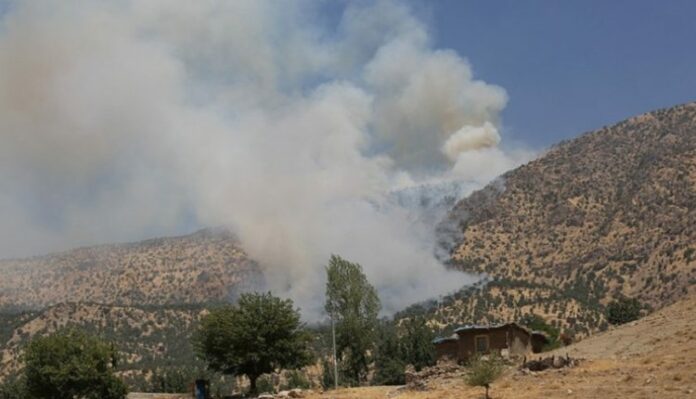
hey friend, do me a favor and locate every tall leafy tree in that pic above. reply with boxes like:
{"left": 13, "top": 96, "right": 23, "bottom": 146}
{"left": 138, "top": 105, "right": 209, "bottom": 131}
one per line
{"left": 23, "top": 329, "right": 127, "bottom": 399}
{"left": 194, "top": 292, "right": 312, "bottom": 394}
{"left": 324, "top": 255, "right": 381, "bottom": 385}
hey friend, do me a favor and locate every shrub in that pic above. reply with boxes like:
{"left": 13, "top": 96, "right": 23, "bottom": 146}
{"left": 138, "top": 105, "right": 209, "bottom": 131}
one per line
{"left": 605, "top": 297, "right": 641, "bottom": 325}
{"left": 520, "top": 313, "right": 560, "bottom": 351}
{"left": 256, "top": 375, "right": 275, "bottom": 394}
{"left": 0, "top": 377, "right": 27, "bottom": 399}
{"left": 466, "top": 355, "right": 504, "bottom": 399}
{"left": 282, "top": 370, "right": 311, "bottom": 390}
{"left": 321, "top": 358, "right": 336, "bottom": 390}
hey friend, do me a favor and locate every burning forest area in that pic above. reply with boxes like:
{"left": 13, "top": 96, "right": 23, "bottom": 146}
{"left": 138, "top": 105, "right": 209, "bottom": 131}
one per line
{"left": 1, "top": 1, "right": 696, "bottom": 398}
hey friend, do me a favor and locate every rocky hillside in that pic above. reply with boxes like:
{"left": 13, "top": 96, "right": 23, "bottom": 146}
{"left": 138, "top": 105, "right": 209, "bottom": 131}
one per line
{"left": 0, "top": 302, "right": 212, "bottom": 390}
{"left": 425, "top": 102, "right": 696, "bottom": 334}
{"left": 0, "top": 228, "right": 262, "bottom": 310}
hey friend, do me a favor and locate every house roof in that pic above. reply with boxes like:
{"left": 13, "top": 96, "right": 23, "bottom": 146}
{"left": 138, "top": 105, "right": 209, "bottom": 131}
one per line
{"left": 454, "top": 322, "right": 532, "bottom": 335}
{"left": 432, "top": 334, "right": 458, "bottom": 344}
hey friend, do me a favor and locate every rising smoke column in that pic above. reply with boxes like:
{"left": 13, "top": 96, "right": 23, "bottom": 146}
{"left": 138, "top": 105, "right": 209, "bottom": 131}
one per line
{"left": 0, "top": 1, "right": 532, "bottom": 318}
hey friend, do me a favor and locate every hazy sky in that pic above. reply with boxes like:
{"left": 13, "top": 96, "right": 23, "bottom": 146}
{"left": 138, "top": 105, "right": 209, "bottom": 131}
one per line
{"left": 427, "top": 0, "right": 696, "bottom": 147}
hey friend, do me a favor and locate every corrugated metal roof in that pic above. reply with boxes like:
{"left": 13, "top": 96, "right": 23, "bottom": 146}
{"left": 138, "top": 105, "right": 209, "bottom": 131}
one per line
{"left": 432, "top": 333, "right": 459, "bottom": 344}
{"left": 453, "top": 322, "right": 531, "bottom": 334}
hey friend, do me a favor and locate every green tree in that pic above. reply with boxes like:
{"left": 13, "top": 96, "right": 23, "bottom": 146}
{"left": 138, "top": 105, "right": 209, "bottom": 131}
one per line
{"left": 400, "top": 316, "right": 435, "bottom": 371}
{"left": 324, "top": 255, "right": 381, "bottom": 385}
{"left": 520, "top": 313, "right": 560, "bottom": 350}
{"left": 150, "top": 367, "right": 201, "bottom": 393}
{"left": 606, "top": 297, "right": 642, "bottom": 325}
{"left": 194, "top": 292, "right": 312, "bottom": 394}
{"left": 0, "top": 377, "right": 27, "bottom": 399}
{"left": 23, "top": 329, "right": 127, "bottom": 399}
{"left": 466, "top": 355, "right": 504, "bottom": 399}
{"left": 372, "top": 322, "right": 405, "bottom": 385}
{"left": 320, "top": 358, "right": 336, "bottom": 390}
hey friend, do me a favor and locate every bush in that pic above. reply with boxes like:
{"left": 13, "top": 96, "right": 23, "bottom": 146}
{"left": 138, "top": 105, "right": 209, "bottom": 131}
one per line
{"left": 256, "top": 375, "right": 275, "bottom": 394}
{"left": 400, "top": 317, "right": 435, "bottom": 371}
{"left": 520, "top": 313, "right": 560, "bottom": 351}
{"left": 606, "top": 297, "right": 641, "bottom": 325}
{"left": 0, "top": 377, "right": 27, "bottom": 399}
{"left": 150, "top": 367, "right": 199, "bottom": 393}
{"left": 466, "top": 355, "right": 504, "bottom": 399}
{"left": 282, "top": 370, "right": 311, "bottom": 390}
{"left": 23, "top": 329, "right": 127, "bottom": 399}
{"left": 321, "top": 358, "right": 336, "bottom": 390}
{"left": 372, "top": 322, "right": 405, "bottom": 386}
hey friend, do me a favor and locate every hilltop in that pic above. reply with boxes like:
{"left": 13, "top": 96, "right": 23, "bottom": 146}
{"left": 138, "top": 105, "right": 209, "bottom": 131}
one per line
{"left": 447, "top": 102, "right": 696, "bottom": 307}
{"left": 0, "top": 228, "right": 261, "bottom": 310}
{"left": 402, "top": 103, "right": 696, "bottom": 336}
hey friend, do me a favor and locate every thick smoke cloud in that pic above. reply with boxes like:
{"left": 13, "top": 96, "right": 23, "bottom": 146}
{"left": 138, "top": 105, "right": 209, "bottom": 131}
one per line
{"left": 0, "top": 1, "right": 532, "bottom": 317}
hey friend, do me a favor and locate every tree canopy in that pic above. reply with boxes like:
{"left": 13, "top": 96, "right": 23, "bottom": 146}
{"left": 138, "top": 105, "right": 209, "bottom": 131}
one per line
{"left": 606, "top": 297, "right": 642, "bottom": 325}
{"left": 23, "top": 329, "right": 127, "bottom": 399}
{"left": 324, "top": 255, "right": 381, "bottom": 385}
{"left": 194, "top": 292, "right": 312, "bottom": 393}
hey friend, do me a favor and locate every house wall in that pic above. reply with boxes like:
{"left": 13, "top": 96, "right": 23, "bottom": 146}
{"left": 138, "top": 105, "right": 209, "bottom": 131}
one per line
{"left": 509, "top": 326, "right": 532, "bottom": 355}
{"left": 455, "top": 326, "right": 532, "bottom": 362}
{"left": 434, "top": 340, "right": 458, "bottom": 360}
{"left": 456, "top": 328, "right": 509, "bottom": 362}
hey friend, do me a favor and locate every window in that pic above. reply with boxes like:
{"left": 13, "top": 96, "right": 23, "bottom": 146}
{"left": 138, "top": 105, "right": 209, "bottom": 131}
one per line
{"left": 475, "top": 335, "right": 489, "bottom": 353}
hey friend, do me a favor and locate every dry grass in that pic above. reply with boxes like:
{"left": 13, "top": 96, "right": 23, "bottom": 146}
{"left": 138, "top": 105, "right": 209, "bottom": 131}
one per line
{"left": 307, "top": 293, "right": 696, "bottom": 398}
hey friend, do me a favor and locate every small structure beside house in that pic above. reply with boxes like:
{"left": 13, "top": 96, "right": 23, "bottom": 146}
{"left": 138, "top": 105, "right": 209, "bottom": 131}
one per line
{"left": 433, "top": 323, "right": 549, "bottom": 363}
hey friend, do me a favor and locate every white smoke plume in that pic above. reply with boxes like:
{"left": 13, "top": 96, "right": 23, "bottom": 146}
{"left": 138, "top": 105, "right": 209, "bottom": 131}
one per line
{"left": 0, "top": 1, "right": 533, "bottom": 317}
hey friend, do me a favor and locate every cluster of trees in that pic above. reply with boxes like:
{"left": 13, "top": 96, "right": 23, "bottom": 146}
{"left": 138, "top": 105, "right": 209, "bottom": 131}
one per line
{"left": 0, "top": 254, "right": 441, "bottom": 397}
{"left": 194, "top": 254, "right": 436, "bottom": 394}
{"left": 0, "top": 330, "right": 127, "bottom": 399}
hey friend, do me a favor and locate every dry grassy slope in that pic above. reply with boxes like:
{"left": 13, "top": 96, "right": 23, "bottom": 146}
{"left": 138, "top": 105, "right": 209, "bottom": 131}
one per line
{"left": 434, "top": 102, "right": 696, "bottom": 332}
{"left": 0, "top": 228, "right": 261, "bottom": 310}
{"left": 308, "top": 293, "right": 696, "bottom": 399}
{"left": 0, "top": 302, "right": 207, "bottom": 388}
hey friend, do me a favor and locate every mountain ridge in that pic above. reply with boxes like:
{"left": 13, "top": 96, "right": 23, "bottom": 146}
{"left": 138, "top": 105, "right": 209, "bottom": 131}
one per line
{"left": 419, "top": 101, "right": 696, "bottom": 334}
{"left": 0, "top": 227, "right": 262, "bottom": 311}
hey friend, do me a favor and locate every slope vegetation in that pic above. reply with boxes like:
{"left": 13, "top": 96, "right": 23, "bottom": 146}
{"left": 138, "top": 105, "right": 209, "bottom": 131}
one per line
{"left": 427, "top": 103, "right": 696, "bottom": 334}
{"left": 0, "top": 228, "right": 261, "bottom": 310}
{"left": 0, "top": 302, "right": 207, "bottom": 389}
